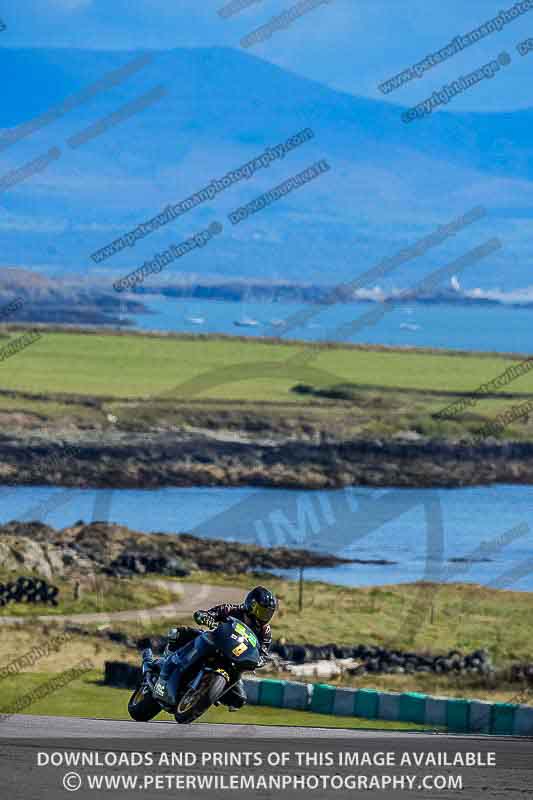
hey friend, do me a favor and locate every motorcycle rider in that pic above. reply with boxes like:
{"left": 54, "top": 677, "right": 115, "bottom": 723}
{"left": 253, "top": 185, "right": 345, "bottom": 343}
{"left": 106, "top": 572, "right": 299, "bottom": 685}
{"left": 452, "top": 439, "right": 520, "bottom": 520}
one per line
{"left": 144, "top": 586, "right": 277, "bottom": 709}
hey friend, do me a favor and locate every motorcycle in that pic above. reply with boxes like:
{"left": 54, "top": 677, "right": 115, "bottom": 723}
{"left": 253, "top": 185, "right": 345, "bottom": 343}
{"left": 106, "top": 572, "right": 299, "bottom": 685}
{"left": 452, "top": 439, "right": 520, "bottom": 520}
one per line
{"left": 128, "top": 614, "right": 262, "bottom": 724}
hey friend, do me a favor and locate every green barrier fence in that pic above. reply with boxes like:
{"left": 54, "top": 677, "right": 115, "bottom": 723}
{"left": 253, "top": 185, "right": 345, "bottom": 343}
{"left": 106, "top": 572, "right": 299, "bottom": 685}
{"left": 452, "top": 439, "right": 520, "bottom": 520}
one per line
{"left": 446, "top": 697, "right": 471, "bottom": 733}
{"left": 354, "top": 688, "right": 379, "bottom": 719}
{"left": 490, "top": 702, "right": 517, "bottom": 736}
{"left": 258, "top": 678, "right": 285, "bottom": 707}
{"left": 243, "top": 677, "right": 533, "bottom": 736}
{"left": 310, "top": 683, "right": 336, "bottom": 715}
{"left": 399, "top": 692, "right": 427, "bottom": 725}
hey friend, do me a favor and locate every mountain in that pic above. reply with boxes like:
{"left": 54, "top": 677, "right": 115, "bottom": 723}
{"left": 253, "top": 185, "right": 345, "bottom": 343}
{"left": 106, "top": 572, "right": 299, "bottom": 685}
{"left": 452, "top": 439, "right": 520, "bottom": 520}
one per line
{"left": 0, "top": 46, "right": 531, "bottom": 289}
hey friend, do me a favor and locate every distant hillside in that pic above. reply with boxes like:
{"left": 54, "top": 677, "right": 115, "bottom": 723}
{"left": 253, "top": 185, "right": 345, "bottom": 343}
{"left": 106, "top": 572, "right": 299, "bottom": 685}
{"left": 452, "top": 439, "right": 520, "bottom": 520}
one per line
{"left": 0, "top": 46, "right": 531, "bottom": 288}
{"left": 134, "top": 278, "right": 533, "bottom": 309}
{"left": 0, "top": 268, "right": 145, "bottom": 325}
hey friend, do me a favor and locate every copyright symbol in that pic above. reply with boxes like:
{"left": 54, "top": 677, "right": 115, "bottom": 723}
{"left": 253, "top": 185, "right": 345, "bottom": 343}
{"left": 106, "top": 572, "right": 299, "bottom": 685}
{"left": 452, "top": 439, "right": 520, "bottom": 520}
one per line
{"left": 63, "top": 772, "right": 82, "bottom": 792}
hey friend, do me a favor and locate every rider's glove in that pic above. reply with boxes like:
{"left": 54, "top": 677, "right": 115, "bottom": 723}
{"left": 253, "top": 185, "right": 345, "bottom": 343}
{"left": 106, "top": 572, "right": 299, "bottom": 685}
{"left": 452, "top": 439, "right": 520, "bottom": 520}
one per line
{"left": 194, "top": 610, "right": 215, "bottom": 627}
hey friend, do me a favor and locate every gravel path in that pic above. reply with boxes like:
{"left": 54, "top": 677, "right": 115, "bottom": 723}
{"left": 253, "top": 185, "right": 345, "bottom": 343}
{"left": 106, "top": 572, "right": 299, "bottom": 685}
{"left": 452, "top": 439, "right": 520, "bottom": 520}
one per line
{"left": 0, "top": 582, "right": 242, "bottom": 627}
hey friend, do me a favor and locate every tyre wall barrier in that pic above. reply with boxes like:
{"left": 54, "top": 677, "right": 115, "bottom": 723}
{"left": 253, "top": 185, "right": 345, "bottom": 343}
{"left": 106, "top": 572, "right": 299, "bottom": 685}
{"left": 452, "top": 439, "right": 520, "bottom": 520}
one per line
{"left": 103, "top": 664, "right": 533, "bottom": 736}
{"left": 270, "top": 642, "right": 493, "bottom": 676}
{"left": 0, "top": 576, "right": 59, "bottom": 606}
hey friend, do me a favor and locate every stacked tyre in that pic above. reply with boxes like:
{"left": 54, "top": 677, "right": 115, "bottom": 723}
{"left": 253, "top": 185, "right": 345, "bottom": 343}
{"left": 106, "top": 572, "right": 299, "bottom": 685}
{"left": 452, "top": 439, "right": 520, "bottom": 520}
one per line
{"left": 0, "top": 576, "right": 59, "bottom": 606}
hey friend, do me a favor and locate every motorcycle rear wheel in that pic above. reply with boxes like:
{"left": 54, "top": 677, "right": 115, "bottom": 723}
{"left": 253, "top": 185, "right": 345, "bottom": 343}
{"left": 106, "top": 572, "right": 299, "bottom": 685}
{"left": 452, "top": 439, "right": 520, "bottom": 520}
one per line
{"left": 174, "top": 672, "right": 227, "bottom": 724}
{"left": 128, "top": 684, "right": 161, "bottom": 722}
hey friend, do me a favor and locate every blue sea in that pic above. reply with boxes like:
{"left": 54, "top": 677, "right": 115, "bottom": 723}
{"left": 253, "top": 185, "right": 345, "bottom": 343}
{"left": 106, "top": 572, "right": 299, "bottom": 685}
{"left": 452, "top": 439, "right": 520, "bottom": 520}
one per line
{"left": 2, "top": 484, "right": 532, "bottom": 591}
{"left": 126, "top": 296, "right": 533, "bottom": 354}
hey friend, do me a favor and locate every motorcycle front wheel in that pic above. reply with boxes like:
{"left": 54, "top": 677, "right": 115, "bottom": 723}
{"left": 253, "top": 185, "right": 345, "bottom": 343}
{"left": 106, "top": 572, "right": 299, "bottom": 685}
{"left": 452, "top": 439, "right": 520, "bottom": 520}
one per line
{"left": 128, "top": 683, "right": 162, "bottom": 722}
{"left": 174, "top": 672, "right": 227, "bottom": 724}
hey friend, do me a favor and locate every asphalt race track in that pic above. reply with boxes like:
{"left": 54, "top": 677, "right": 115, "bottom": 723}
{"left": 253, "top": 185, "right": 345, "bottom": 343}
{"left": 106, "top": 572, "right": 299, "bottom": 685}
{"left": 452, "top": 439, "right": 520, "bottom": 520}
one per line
{"left": 2, "top": 716, "right": 532, "bottom": 798}
{"left": 2, "top": 714, "right": 445, "bottom": 738}
{"left": 2, "top": 714, "right": 526, "bottom": 743}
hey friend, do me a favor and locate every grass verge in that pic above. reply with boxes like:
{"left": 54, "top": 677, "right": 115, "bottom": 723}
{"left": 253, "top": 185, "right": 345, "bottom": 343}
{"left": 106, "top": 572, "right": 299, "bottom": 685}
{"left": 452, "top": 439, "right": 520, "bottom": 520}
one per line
{"left": 0, "top": 671, "right": 429, "bottom": 731}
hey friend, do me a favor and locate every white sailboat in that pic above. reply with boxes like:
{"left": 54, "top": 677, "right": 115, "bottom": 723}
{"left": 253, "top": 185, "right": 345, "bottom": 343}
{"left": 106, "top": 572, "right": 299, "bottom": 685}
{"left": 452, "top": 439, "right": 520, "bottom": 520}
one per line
{"left": 184, "top": 301, "right": 206, "bottom": 325}
{"left": 234, "top": 316, "right": 260, "bottom": 327}
{"left": 234, "top": 289, "right": 260, "bottom": 327}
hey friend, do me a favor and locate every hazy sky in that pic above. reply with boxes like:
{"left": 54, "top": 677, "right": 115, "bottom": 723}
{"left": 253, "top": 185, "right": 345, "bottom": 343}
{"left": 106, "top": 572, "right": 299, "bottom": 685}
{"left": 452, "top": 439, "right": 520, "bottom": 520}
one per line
{"left": 5, "top": 0, "right": 533, "bottom": 112}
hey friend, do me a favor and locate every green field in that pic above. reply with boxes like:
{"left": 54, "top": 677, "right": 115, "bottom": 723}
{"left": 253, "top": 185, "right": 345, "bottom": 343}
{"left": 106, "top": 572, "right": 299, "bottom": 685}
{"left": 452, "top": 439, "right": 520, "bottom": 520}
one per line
{"left": 2, "top": 328, "right": 533, "bottom": 440}
{"left": 0, "top": 671, "right": 429, "bottom": 731}
{"left": 2, "top": 330, "right": 533, "bottom": 400}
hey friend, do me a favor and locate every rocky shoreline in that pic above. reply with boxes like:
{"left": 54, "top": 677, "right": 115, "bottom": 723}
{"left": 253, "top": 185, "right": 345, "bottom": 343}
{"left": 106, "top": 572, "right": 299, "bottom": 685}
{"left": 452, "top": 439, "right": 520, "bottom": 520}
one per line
{"left": 0, "top": 520, "right": 353, "bottom": 581}
{"left": 1, "top": 431, "right": 533, "bottom": 489}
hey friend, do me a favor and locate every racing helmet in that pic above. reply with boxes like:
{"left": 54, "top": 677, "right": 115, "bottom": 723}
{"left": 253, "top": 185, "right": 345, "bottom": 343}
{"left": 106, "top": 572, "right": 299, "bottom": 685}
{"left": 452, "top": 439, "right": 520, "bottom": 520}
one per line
{"left": 244, "top": 586, "right": 277, "bottom": 624}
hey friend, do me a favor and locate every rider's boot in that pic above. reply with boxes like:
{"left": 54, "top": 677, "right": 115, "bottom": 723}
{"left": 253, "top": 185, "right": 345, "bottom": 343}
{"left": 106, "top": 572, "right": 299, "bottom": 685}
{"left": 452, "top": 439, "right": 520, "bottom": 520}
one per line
{"left": 141, "top": 647, "right": 155, "bottom": 676}
{"left": 151, "top": 629, "right": 181, "bottom": 702}
{"left": 153, "top": 659, "right": 176, "bottom": 704}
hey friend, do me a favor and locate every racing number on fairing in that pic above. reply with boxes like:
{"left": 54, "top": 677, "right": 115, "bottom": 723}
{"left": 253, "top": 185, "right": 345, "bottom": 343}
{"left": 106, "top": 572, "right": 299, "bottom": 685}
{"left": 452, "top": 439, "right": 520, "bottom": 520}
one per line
{"left": 234, "top": 623, "right": 258, "bottom": 647}
{"left": 232, "top": 642, "right": 248, "bottom": 657}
